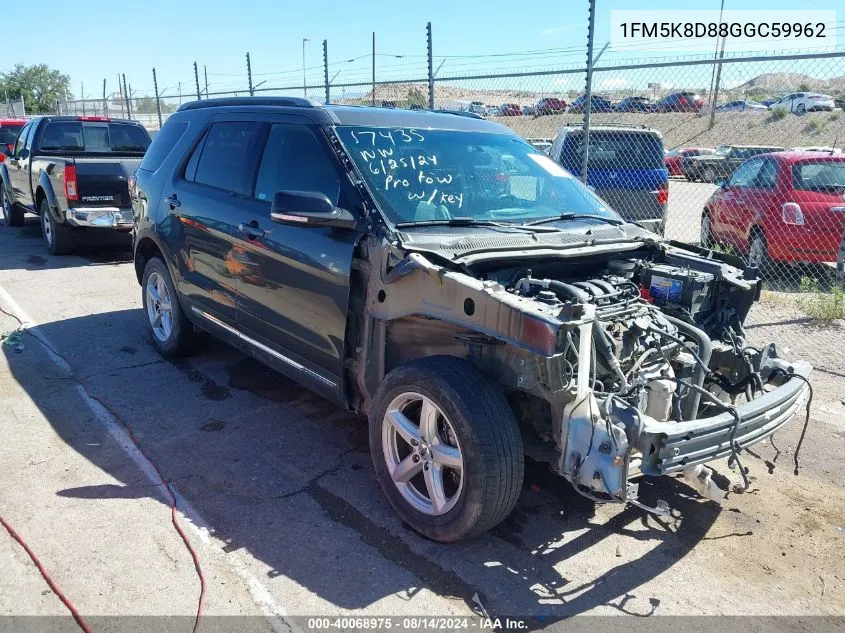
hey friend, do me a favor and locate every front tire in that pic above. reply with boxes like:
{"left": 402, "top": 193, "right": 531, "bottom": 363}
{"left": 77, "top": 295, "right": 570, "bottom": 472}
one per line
{"left": 1, "top": 182, "right": 25, "bottom": 227}
{"left": 700, "top": 211, "right": 714, "bottom": 248}
{"left": 141, "top": 257, "right": 204, "bottom": 357}
{"left": 748, "top": 231, "right": 775, "bottom": 276}
{"left": 703, "top": 167, "right": 717, "bottom": 183}
{"left": 796, "top": 103, "right": 806, "bottom": 115}
{"left": 40, "top": 199, "right": 73, "bottom": 255}
{"left": 370, "top": 356, "right": 524, "bottom": 542}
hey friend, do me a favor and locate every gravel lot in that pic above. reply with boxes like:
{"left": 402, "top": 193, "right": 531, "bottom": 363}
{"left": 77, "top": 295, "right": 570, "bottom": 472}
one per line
{"left": 1, "top": 214, "right": 844, "bottom": 630}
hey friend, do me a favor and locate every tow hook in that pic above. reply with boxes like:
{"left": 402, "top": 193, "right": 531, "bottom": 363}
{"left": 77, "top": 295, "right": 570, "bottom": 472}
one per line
{"left": 626, "top": 483, "right": 670, "bottom": 516}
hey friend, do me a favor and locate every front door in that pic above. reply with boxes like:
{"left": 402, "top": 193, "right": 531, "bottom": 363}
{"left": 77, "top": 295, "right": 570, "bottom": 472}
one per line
{"left": 7, "top": 121, "right": 35, "bottom": 210}
{"left": 235, "top": 123, "right": 359, "bottom": 401}
{"left": 717, "top": 158, "right": 764, "bottom": 247}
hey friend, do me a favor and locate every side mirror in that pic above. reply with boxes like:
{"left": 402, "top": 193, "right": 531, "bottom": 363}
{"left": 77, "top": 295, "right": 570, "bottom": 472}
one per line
{"left": 715, "top": 179, "right": 728, "bottom": 188}
{"left": 270, "top": 190, "right": 356, "bottom": 230}
{"left": 0, "top": 153, "right": 5, "bottom": 164}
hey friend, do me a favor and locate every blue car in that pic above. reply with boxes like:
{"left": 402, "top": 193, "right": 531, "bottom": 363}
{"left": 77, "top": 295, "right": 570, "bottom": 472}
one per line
{"left": 548, "top": 125, "right": 669, "bottom": 234}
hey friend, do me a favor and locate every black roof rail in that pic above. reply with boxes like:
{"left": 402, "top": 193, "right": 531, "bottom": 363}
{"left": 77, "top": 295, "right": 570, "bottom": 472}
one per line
{"left": 177, "top": 96, "right": 321, "bottom": 112}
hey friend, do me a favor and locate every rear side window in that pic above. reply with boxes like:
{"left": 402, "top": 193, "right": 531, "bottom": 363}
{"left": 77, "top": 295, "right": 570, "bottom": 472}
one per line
{"left": 793, "top": 162, "right": 845, "bottom": 191}
{"left": 139, "top": 121, "right": 189, "bottom": 172}
{"left": 254, "top": 125, "right": 340, "bottom": 205}
{"left": 38, "top": 121, "right": 151, "bottom": 153}
{"left": 188, "top": 121, "right": 261, "bottom": 196}
{"left": 0, "top": 125, "right": 23, "bottom": 146}
{"left": 561, "top": 131, "right": 664, "bottom": 169}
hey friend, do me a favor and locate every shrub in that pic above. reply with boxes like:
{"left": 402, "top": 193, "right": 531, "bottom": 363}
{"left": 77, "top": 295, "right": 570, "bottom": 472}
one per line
{"left": 770, "top": 106, "right": 788, "bottom": 120}
{"left": 806, "top": 118, "right": 825, "bottom": 133}
{"left": 796, "top": 276, "right": 845, "bottom": 321}
{"left": 829, "top": 111, "right": 841, "bottom": 122}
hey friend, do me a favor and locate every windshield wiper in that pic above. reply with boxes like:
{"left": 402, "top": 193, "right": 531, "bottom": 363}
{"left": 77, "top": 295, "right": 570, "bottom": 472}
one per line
{"left": 523, "top": 213, "right": 624, "bottom": 227}
{"left": 395, "top": 217, "right": 560, "bottom": 232}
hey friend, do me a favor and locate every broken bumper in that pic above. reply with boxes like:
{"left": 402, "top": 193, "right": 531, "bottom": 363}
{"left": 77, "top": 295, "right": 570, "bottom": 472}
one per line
{"left": 643, "top": 360, "right": 812, "bottom": 475}
{"left": 65, "top": 207, "right": 133, "bottom": 229}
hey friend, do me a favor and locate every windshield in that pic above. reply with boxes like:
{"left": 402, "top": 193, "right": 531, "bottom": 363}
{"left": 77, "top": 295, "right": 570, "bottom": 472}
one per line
{"left": 39, "top": 121, "right": 151, "bottom": 153}
{"left": 561, "top": 130, "right": 664, "bottom": 169}
{"left": 793, "top": 161, "right": 845, "bottom": 192}
{"left": 335, "top": 126, "right": 621, "bottom": 225}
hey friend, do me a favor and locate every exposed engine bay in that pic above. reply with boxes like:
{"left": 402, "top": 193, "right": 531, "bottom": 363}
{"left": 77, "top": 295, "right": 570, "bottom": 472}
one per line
{"left": 358, "top": 236, "right": 813, "bottom": 512}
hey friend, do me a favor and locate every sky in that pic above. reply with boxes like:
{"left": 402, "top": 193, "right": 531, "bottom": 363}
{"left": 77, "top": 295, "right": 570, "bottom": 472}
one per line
{"left": 3, "top": 0, "right": 841, "bottom": 102}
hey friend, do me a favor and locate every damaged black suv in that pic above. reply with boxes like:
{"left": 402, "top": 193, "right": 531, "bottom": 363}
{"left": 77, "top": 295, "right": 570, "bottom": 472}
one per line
{"left": 132, "top": 97, "right": 811, "bottom": 542}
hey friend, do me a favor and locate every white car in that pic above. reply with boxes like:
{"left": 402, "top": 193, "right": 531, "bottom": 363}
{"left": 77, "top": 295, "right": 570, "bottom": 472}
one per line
{"left": 770, "top": 92, "right": 836, "bottom": 114}
{"left": 791, "top": 146, "right": 842, "bottom": 154}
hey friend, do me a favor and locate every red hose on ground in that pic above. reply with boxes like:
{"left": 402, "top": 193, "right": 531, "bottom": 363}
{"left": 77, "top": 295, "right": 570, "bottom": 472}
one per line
{"left": 14, "top": 328, "right": 207, "bottom": 633}
{"left": 0, "top": 515, "right": 93, "bottom": 633}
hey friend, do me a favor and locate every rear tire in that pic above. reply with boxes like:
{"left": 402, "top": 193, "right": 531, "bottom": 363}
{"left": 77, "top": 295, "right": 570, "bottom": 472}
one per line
{"left": 1, "top": 182, "right": 25, "bottom": 227}
{"left": 40, "top": 199, "right": 73, "bottom": 255}
{"left": 369, "top": 356, "right": 524, "bottom": 542}
{"left": 141, "top": 257, "right": 204, "bottom": 357}
{"left": 703, "top": 167, "right": 717, "bottom": 183}
{"left": 796, "top": 103, "right": 806, "bottom": 115}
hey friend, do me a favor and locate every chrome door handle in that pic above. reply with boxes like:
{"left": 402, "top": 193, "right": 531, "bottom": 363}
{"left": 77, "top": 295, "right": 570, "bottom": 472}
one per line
{"left": 238, "top": 223, "right": 265, "bottom": 240}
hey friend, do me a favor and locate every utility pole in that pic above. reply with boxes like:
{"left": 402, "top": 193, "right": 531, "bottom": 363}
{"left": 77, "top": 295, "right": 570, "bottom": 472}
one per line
{"left": 80, "top": 81, "right": 85, "bottom": 115}
{"left": 426, "top": 22, "right": 434, "bottom": 109}
{"left": 302, "top": 38, "right": 310, "bottom": 97}
{"left": 372, "top": 32, "right": 376, "bottom": 106}
{"left": 580, "top": 0, "right": 597, "bottom": 185}
{"left": 102, "top": 78, "right": 107, "bottom": 116}
{"left": 194, "top": 61, "right": 201, "bottom": 100}
{"left": 709, "top": 35, "right": 727, "bottom": 130}
{"left": 708, "top": 0, "right": 727, "bottom": 105}
{"left": 117, "top": 74, "right": 125, "bottom": 118}
{"left": 178, "top": 82, "right": 182, "bottom": 105}
{"left": 153, "top": 67, "right": 163, "bottom": 129}
{"left": 204, "top": 65, "right": 208, "bottom": 97}
{"left": 122, "top": 74, "right": 132, "bottom": 119}
{"left": 246, "top": 52, "right": 254, "bottom": 96}
{"left": 323, "top": 40, "right": 330, "bottom": 104}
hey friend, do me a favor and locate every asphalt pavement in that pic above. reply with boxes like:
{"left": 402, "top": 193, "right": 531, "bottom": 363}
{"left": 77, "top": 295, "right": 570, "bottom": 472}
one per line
{"left": 1, "top": 202, "right": 843, "bottom": 631}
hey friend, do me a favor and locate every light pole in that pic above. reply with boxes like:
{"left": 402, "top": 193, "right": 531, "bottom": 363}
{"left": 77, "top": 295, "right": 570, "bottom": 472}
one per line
{"left": 302, "top": 38, "right": 310, "bottom": 97}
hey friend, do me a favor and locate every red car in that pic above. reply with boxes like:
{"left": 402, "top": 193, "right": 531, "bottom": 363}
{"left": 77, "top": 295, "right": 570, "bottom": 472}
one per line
{"left": 0, "top": 118, "right": 26, "bottom": 155}
{"left": 664, "top": 147, "right": 714, "bottom": 176}
{"left": 499, "top": 103, "right": 522, "bottom": 116}
{"left": 702, "top": 151, "right": 845, "bottom": 269}
{"left": 535, "top": 97, "right": 567, "bottom": 115}
{"left": 655, "top": 92, "right": 704, "bottom": 113}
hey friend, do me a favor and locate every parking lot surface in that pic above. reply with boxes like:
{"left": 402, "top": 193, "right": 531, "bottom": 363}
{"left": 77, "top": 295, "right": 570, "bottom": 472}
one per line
{"left": 1, "top": 209, "right": 844, "bottom": 629}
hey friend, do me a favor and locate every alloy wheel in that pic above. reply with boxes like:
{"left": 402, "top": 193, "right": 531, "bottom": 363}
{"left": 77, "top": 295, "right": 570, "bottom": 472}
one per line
{"left": 381, "top": 392, "right": 464, "bottom": 516}
{"left": 42, "top": 211, "right": 53, "bottom": 246}
{"left": 145, "top": 271, "right": 174, "bottom": 342}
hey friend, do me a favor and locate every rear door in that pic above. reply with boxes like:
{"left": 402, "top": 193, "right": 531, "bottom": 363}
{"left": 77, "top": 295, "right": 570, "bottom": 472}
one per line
{"left": 235, "top": 122, "right": 358, "bottom": 400}
{"left": 559, "top": 130, "right": 667, "bottom": 223}
{"left": 165, "top": 117, "right": 263, "bottom": 326}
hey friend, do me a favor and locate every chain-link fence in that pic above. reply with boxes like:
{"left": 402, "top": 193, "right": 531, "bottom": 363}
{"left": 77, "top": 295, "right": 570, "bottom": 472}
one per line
{"left": 23, "top": 49, "right": 845, "bottom": 381}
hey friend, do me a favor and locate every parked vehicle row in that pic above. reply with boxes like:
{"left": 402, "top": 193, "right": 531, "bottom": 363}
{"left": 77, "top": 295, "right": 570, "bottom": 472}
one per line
{"left": 0, "top": 99, "right": 822, "bottom": 545}
{"left": 481, "top": 90, "right": 841, "bottom": 118}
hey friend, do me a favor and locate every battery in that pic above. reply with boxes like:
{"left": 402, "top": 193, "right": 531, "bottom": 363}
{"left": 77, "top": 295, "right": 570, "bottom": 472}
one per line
{"left": 642, "top": 263, "right": 714, "bottom": 317}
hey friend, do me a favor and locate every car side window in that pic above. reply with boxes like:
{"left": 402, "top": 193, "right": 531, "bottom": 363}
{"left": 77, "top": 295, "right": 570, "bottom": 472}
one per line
{"left": 729, "top": 159, "right": 764, "bottom": 188}
{"left": 188, "top": 121, "right": 262, "bottom": 196}
{"left": 753, "top": 159, "right": 777, "bottom": 189}
{"left": 253, "top": 124, "right": 341, "bottom": 206}
{"left": 14, "top": 122, "right": 31, "bottom": 156}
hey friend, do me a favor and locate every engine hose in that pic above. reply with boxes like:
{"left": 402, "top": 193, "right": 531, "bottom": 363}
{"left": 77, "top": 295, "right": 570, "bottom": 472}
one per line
{"left": 515, "top": 277, "right": 590, "bottom": 303}
{"left": 650, "top": 314, "right": 712, "bottom": 421}
{"left": 592, "top": 320, "right": 628, "bottom": 388}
